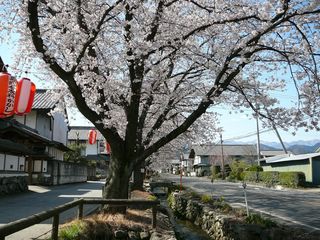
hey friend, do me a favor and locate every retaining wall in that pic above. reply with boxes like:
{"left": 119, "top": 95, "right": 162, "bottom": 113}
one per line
{"left": 0, "top": 175, "right": 28, "bottom": 195}
{"left": 170, "top": 193, "right": 296, "bottom": 240}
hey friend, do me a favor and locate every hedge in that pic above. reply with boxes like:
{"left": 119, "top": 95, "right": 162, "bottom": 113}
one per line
{"left": 247, "top": 165, "right": 263, "bottom": 172}
{"left": 243, "top": 171, "right": 306, "bottom": 188}
{"left": 279, "top": 172, "right": 305, "bottom": 188}
{"left": 243, "top": 171, "right": 259, "bottom": 182}
{"left": 259, "top": 171, "right": 280, "bottom": 186}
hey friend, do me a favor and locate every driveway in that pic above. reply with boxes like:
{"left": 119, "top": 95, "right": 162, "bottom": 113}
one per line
{"left": 162, "top": 174, "right": 320, "bottom": 232}
{"left": 0, "top": 181, "right": 104, "bottom": 240}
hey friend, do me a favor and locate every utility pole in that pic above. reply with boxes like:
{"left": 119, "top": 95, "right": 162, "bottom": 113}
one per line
{"left": 220, "top": 133, "right": 225, "bottom": 179}
{"left": 272, "top": 123, "right": 288, "bottom": 154}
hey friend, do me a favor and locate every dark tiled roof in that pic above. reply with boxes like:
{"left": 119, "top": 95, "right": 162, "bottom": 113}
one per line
{"left": 191, "top": 144, "right": 257, "bottom": 156}
{"left": 32, "top": 89, "right": 57, "bottom": 110}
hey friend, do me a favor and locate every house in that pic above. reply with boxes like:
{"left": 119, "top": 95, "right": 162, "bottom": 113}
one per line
{"left": 68, "top": 126, "right": 110, "bottom": 178}
{"left": 191, "top": 144, "right": 257, "bottom": 165}
{"left": 0, "top": 89, "right": 88, "bottom": 191}
{"left": 189, "top": 144, "right": 257, "bottom": 176}
{"left": 260, "top": 153, "right": 320, "bottom": 185}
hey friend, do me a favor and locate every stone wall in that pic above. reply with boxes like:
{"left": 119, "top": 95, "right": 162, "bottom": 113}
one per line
{"left": 0, "top": 175, "right": 28, "bottom": 195}
{"left": 170, "top": 193, "right": 299, "bottom": 240}
{"left": 35, "top": 160, "right": 88, "bottom": 185}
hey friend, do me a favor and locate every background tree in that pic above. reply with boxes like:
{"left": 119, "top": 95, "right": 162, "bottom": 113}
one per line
{"left": 64, "top": 143, "right": 88, "bottom": 164}
{"left": 0, "top": 0, "right": 319, "bottom": 199}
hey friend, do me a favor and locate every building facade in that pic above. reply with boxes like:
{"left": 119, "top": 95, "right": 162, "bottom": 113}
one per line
{"left": 0, "top": 89, "right": 88, "bottom": 191}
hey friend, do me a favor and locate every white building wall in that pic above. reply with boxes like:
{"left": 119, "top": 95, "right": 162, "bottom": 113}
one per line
{"left": 4, "top": 155, "right": 19, "bottom": 171}
{"left": 18, "top": 156, "right": 25, "bottom": 171}
{"left": 36, "top": 112, "right": 52, "bottom": 140}
{"left": 86, "top": 142, "right": 98, "bottom": 155}
{"left": 194, "top": 156, "right": 201, "bottom": 165}
{"left": 52, "top": 112, "right": 68, "bottom": 145}
{"left": 0, "top": 154, "right": 4, "bottom": 170}
{"left": 34, "top": 160, "right": 42, "bottom": 172}
{"left": 14, "top": 115, "right": 25, "bottom": 124}
{"left": 25, "top": 111, "right": 37, "bottom": 129}
{"left": 14, "top": 111, "right": 37, "bottom": 128}
{"left": 43, "top": 160, "right": 47, "bottom": 172}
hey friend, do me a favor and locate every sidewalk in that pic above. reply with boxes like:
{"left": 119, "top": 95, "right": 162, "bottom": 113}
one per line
{"left": 0, "top": 181, "right": 104, "bottom": 240}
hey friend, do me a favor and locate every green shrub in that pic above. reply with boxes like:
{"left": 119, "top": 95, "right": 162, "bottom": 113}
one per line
{"left": 224, "top": 164, "right": 231, "bottom": 176}
{"left": 211, "top": 165, "right": 221, "bottom": 180}
{"left": 245, "top": 213, "right": 277, "bottom": 228}
{"left": 247, "top": 165, "right": 263, "bottom": 172}
{"left": 229, "top": 160, "right": 250, "bottom": 181}
{"left": 243, "top": 171, "right": 259, "bottom": 182}
{"left": 190, "top": 191, "right": 201, "bottom": 199}
{"left": 168, "top": 184, "right": 185, "bottom": 194}
{"left": 201, "top": 194, "right": 212, "bottom": 204}
{"left": 167, "top": 192, "right": 175, "bottom": 208}
{"left": 260, "top": 171, "right": 279, "bottom": 187}
{"left": 221, "top": 203, "right": 233, "bottom": 213}
{"left": 279, "top": 172, "right": 305, "bottom": 188}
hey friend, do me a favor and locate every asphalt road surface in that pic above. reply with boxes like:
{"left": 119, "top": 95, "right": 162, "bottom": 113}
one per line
{"left": 0, "top": 181, "right": 104, "bottom": 240}
{"left": 162, "top": 174, "right": 320, "bottom": 232}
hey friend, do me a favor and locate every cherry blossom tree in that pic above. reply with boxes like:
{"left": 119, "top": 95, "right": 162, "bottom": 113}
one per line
{"left": 0, "top": 0, "right": 319, "bottom": 199}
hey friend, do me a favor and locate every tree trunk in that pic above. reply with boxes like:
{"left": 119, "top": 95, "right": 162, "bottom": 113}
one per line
{"left": 103, "top": 155, "right": 131, "bottom": 212}
{"left": 103, "top": 156, "right": 130, "bottom": 199}
{"left": 131, "top": 162, "right": 145, "bottom": 190}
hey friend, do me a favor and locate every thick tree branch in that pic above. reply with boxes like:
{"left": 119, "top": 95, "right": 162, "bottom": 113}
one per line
{"left": 27, "top": 0, "right": 124, "bottom": 149}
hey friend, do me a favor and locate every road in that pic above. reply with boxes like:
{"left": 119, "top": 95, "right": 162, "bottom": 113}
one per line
{"left": 0, "top": 181, "right": 104, "bottom": 240}
{"left": 162, "top": 174, "right": 320, "bottom": 232}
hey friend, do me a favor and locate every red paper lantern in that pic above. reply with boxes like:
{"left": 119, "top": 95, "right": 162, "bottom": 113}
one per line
{"left": 14, "top": 78, "right": 36, "bottom": 115}
{"left": 88, "top": 129, "right": 97, "bottom": 145}
{"left": 105, "top": 141, "right": 111, "bottom": 154}
{"left": 0, "top": 72, "right": 16, "bottom": 118}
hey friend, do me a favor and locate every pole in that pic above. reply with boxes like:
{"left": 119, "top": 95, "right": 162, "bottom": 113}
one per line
{"left": 220, "top": 133, "right": 225, "bottom": 179}
{"left": 242, "top": 182, "right": 249, "bottom": 216}
{"left": 272, "top": 123, "right": 288, "bottom": 154}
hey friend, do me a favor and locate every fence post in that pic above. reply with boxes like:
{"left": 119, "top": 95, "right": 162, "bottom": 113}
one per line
{"left": 52, "top": 214, "right": 59, "bottom": 240}
{"left": 78, "top": 199, "right": 83, "bottom": 219}
{"left": 152, "top": 206, "right": 157, "bottom": 229}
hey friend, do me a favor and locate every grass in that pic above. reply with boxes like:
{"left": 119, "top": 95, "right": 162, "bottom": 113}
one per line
{"left": 58, "top": 220, "right": 84, "bottom": 240}
{"left": 245, "top": 213, "right": 277, "bottom": 228}
{"left": 200, "top": 194, "right": 212, "bottom": 204}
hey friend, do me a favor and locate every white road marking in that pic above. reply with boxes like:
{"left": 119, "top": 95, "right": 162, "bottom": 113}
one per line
{"left": 232, "top": 203, "right": 320, "bottom": 232}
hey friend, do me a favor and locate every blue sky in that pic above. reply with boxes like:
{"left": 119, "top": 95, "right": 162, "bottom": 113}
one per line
{"left": 1, "top": 44, "right": 319, "bottom": 144}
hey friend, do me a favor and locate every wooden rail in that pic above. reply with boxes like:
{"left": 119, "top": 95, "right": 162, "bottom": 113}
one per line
{"left": 0, "top": 198, "right": 160, "bottom": 240}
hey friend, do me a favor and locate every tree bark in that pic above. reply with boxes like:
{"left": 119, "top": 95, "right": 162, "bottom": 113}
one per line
{"left": 103, "top": 157, "right": 130, "bottom": 199}
{"left": 131, "top": 162, "right": 145, "bottom": 190}
{"left": 103, "top": 155, "right": 131, "bottom": 212}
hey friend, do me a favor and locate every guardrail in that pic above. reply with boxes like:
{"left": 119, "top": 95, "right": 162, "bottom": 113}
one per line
{"left": 0, "top": 198, "right": 160, "bottom": 240}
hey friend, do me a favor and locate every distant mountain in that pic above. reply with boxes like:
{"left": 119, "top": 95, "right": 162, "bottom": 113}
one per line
{"left": 287, "top": 145, "right": 313, "bottom": 154}
{"left": 224, "top": 139, "right": 320, "bottom": 154}
{"left": 259, "top": 144, "right": 279, "bottom": 151}
{"left": 287, "top": 143, "right": 320, "bottom": 154}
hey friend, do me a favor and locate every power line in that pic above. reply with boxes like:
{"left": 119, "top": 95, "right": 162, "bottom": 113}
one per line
{"left": 222, "top": 128, "right": 273, "bottom": 142}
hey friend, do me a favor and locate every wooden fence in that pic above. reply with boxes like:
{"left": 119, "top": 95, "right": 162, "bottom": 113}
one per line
{"left": 0, "top": 198, "right": 160, "bottom": 240}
